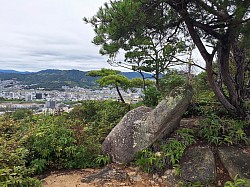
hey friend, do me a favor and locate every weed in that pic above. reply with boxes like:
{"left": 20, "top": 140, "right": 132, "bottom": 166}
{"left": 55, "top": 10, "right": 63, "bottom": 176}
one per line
{"left": 177, "top": 128, "right": 197, "bottom": 146}
{"left": 95, "top": 154, "right": 111, "bottom": 166}
{"left": 198, "top": 114, "right": 248, "bottom": 145}
{"left": 224, "top": 175, "right": 250, "bottom": 187}
{"left": 135, "top": 139, "right": 186, "bottom": 173}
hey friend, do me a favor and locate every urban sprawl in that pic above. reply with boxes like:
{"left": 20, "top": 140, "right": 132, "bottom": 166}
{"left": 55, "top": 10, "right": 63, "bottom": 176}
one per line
{"left": 0, "top": 79, "right": 142, "bottom": 115}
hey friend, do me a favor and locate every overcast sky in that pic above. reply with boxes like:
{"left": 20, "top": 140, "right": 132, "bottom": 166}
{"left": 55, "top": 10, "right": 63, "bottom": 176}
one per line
{"left": 0, "top": 0, "right": 128, "bottom": 72}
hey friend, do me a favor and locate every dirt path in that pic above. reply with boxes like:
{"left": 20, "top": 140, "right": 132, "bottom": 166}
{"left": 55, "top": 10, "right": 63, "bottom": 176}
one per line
{"left": 41, "top": 169, "right": 97, "bottom": 187}
{"left": 41, "top": 164, "right": 170, "bottom": 187}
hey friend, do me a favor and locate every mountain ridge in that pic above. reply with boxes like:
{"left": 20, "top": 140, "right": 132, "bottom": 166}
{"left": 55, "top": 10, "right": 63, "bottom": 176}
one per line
{"left": 0, "top": 69, "right": 152, "bottom": 90}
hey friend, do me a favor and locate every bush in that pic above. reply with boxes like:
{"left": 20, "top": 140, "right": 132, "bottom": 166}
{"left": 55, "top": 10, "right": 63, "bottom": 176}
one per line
{"left": 198, "top": 114, "right": 249, "bottom": 145}
{"left": 26, "top": 115, "right": 99, "bottom": 169}
{"left": 142, "top": 86, "right": 161, "bottom": 107}
{"left": 159, "top": 71, "right": 186, "bottom": 96}
{"left": 0, "top": 117, "right": 41, "bottom": 187}
{"left": 12, "top": 109, "right": 33, "bottom": 120}
{"left": 135, "top": 138, "right": 190, "bottom": 174}
{"left": 0, "top": 100, "right": 128, "bottom": 185}
{"left": 70, "top": 100, "right": 129, "bottom": 142}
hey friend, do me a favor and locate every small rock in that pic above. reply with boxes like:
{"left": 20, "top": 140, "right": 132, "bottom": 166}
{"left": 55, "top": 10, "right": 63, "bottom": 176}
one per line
{"left": 127, "top": 171, "right": 136, "bottom": 176}
{"left": 81, "top": 166, "right": 128, "bottom": 183}
{"left": 157, "top": 178, "right": 163, "bottom": 183}
{"left": 153, "top": 174, "right": 159, "bottom": 179}
{"left": 41, "top": 179, "right": 48, "bottom": 185}
{"left": 163, "top": 169, "right": 181, "bottom": 187}
{"left": 129, "top": 174, "right": 142, "bottom": 182}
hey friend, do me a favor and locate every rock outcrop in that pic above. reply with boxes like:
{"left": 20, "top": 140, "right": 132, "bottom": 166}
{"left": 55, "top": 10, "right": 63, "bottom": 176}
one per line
{"left": 180, "top": 146, "right": 217, "bottom": 183}
{"left": 218, "top": 146, "right": 250, "bottom": 180}
{"left": 102, "top": 85, "right": 193, "bottom": 163}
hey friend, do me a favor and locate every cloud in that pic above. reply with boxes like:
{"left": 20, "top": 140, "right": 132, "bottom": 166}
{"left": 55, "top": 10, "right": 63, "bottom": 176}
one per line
{"left": 0, "top": 0, "right": 126, "bottom": 72}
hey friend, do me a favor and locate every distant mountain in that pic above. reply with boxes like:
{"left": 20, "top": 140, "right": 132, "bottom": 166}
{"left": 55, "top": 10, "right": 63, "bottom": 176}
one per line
{"left": 121, "top": 72, "right": 153, "bottom": 79}
{"left": 0, "top": 70, "right": 31, "bottom": 74}
{"left": 0, "top": 69, "right": 151, "bottom": 90}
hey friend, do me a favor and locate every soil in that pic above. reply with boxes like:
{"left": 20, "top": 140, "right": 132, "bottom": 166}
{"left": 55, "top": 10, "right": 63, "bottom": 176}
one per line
{"left": 39, "top": 161, "right": 234, "bottom": 187}
{"left": 40, "top": 164, "right": 168, "bottom": 187}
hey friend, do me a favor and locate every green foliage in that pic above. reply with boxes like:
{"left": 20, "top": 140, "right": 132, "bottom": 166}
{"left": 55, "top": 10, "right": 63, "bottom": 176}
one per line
{"left": 135, "top": 148, "right": 167, "bottom": 173}
{"left": 97, "top": 74, "right": 130, "bottom": 89}
{"left": 179, "top": 181, "right": 208, "bottom": 187}
{"left": 30, "top": 159, "right": 47, "bottom": 174}
{"left": 12, "top": 109, "right": 33, "bottom": 120}
{"left": 85, "top": 0, "right": 188, "bottom": 89}
{"left": 135, "top": 126, "right": 197, "bottom": 174}
{"left": 177, "top": 128, "right": 197, "bottom": 146}
{"left": 224, "top": 175, "right": 250, "bottom": 187}
{"left": 135, "top": 139, "right": 187, "bottom": 173}
{"left": 173, "top": 164, "right": 181, "bottom": 176}
{"left": 0, "top": 117, "right": 41, "bottom": 187}
{"left": 26, "top": 115, "right": 96, "bottom": 169}
{"left": 86, "top": 0, "right": 250, "bottom": 118}
{"left": 87, "top": 68, "right": 143, "bottom": 103}
{"left": 198, "top": 114, "right": 249, "bottom": 146}
{"left": 159, "top": 71, "right": 186, "bottom": 96}
{"left": 95, "top": 154, "right": 111, "bottom": 167}
{"left": 165, "top": 139, "right": 186, "bottom": 165}
{"left": 0, "top": 100, "right": 127, "bottom": 185}
{"left": 70, "top": 100, "right": 128, "bottom": 142}
{"left": 142, "top": 85, "right": 161, "bottom": 107}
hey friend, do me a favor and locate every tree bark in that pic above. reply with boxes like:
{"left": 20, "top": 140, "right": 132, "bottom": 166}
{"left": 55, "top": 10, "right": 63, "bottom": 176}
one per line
{"left": 115, "top": 85, "right": 125, "bottom": 103}
{"left": 177, "top": 9, "right": 238, "bottom": 116}
{"left": 139, "top": 70, "right": 146, "bottom": 92}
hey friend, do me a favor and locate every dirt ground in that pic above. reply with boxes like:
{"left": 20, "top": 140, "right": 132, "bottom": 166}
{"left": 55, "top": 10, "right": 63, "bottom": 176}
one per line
{"left": 41, "top": 165, "right": 167, "bottom": 187}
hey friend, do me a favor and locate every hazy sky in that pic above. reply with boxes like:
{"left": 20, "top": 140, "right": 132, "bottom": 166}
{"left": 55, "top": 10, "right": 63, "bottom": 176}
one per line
{"left": 0, "top": 0, "right": 127, "bottom": 72}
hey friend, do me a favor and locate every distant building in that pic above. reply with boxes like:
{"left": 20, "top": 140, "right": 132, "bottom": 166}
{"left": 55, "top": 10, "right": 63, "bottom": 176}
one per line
{"left": 35, "top": 93, "right": 43, "bottom": 99}
{"left": 45, "top": 101, "right": 56, "bottom": 109}
{"left": 25, "top": 94, "right": 32, "bottom": 102}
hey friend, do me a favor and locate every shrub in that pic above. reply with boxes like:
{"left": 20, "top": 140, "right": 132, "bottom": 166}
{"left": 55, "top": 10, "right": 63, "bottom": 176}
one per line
{"left": 135, "top": 148, "right": 168, "bottom": 173}
{"left": 70, "top": 100, "right": 128, "bottom": 142}
{"left": 224, "top": 175, "right": 250, "bottom": 187}
{"left": 26, "top": 115, "right": 102, "bottom": 169}
{"left": 12, "top": 109, "right": 33, "bottom": 120}
{"left": 142, "top": 86, "right": 161, "bottom": 107}
{"left": 159, "top": 71, "right": 186, "bottom": 96}
{"left": 177, "top": 128, "right": 197, "bottom": 146}
{"left": 135, "top": 138, "right": 187, "bottom": 173}
{"left": 198, "top": 114, "right": 249, "bottom": 145}
{"left": 0, "top": 117, "right": 41, "bottom": 187}
{"left": 95, "top": 154, "right": 111, "bottom": 167}
{"left": 0, "top": 100, "right": 128, "bottom": 185}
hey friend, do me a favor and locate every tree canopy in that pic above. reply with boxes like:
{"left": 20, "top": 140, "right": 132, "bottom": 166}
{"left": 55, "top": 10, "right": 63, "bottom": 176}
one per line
{"left": 84, "top": 0, "right": 190, "bottom": 89}
{"left": 87, "top": 68, "right": 148, "bottom": 103}
{"left": 86, "top": 0, "right": 250, "bottom": 118}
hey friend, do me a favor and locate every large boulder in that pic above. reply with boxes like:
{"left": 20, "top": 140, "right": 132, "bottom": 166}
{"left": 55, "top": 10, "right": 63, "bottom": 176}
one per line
{"left": 102, "top": 85, "right": 193, "bottom": 163}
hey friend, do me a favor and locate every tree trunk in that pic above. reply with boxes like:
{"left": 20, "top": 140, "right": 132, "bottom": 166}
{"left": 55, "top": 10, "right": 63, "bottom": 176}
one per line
{"left": 155, "top": 59, "right": 160, "bottom": 90}
{"left": 179, "top": 10, "right": 239, "bottom": 117}
{"left": 115, "top": 85, "right": 125, "bottom": 103}
{"left": 168, "top": 1, "right": 249, "bottom": 119}
{"left": 139, "top": 70, "right": 146, "bottom": 92}
{"left": 232, "top": 41, "right": 248, "bottom": 117}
